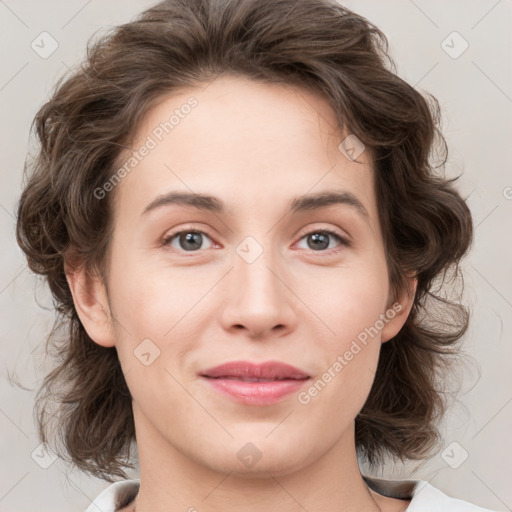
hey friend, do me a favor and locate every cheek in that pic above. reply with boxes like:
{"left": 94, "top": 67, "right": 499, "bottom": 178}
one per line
{"left": 304, "top": 259, "right": 389, "bottom": 343}
{"left": 302, "top": 257, "right": 388, "bottom": 396}
{"left": 107, "top": 266, "right": 202, "bottom": 419}
{"left": 298, "top": 294, "right": 384, "bottom": 432}
{"left": 107, "top": 256, "right": 213, "bottom": 378}
{"left": 108, "top": 251, "right": 200, "bottom": 334}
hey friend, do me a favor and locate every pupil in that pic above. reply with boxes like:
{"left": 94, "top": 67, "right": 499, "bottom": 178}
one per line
{"left": 180, "top": 232, "right": 202, "bottom": 251}
{"left": 309, "top": 232, "right": 329, "bottom": 250}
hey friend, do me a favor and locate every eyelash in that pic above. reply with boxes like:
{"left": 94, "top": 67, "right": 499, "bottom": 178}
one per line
{"left": 161, "top": 227, "right": 351, "bottom": 255}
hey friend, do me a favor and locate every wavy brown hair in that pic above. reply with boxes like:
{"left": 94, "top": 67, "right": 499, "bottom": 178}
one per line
{"left": 16, "top": 0, "right": 473, "bottom": 481}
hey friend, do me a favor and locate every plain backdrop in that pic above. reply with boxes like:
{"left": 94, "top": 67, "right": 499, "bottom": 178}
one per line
{"left": 1, "top": 0, "right": 511, "bottom": 511}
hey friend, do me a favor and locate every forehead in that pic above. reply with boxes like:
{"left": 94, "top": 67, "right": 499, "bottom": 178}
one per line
{"left": 112, "top": 74, "right": 380, "bottom": 232}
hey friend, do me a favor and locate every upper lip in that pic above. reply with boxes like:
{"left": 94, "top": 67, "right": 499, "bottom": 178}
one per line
{"left": 200, "top": 361, "right": 310, "bottom": 380}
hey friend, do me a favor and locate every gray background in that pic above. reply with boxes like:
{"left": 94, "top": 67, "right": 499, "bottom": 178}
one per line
{"left": 1, "top": 0, "right": 511, "bottom": 510}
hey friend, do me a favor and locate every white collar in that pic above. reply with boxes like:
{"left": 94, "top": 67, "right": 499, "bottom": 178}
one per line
{"left": 86, "top": 476, "right": 498, "bottom": 511}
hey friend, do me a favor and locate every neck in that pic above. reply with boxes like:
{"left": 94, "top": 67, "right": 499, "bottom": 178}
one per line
{"left": 131, "top": 407, "right": 381, "bottom": 512}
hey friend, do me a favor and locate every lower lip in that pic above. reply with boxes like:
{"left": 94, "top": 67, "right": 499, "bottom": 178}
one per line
{"left": 202, "top": 377, "right": 309, "bottom": 405}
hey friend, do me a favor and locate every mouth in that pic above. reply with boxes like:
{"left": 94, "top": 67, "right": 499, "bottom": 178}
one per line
{"left": 200, "top": 360, "right": 310, "bottom": 380}
{"left": 199, "top": 361, "right": 310, "bottom": 405}
{"left": 206, "top": 376, "right": 302, "bottom": 382}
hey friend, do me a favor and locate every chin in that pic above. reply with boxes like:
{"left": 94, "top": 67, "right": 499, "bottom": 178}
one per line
{"left": 211, "top": 454, "right": 306, "bottom": 479}
{"left": 197, "top": 436, "right": 315, "bottom": 478}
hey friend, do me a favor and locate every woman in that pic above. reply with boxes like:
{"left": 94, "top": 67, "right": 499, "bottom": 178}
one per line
{"left": 15, "top": 0, "right": 496, "bottom": 510}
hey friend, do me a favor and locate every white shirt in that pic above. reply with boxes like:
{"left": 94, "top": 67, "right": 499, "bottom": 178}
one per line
{"left": 85, "top": 477, "right": 499, "bottom": 511}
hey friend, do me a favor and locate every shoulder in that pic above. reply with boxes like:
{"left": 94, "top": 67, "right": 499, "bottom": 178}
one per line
{"left": 84, "top": 479, "right": 140, "bottom": 512}
{"left": 407, "top": 480, "right": 499, "bottom": 511}
{"left": 86, "top": 477, "right": 499, "bottom": 512}
{"left": 365, "top": 476, "right": 499, "bottom": 512}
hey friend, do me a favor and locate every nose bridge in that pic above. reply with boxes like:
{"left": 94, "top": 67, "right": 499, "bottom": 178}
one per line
{"left": 237, "top": 238, "right": 277, "bottom": 297}
{"left": 222, "top": 233, "right": 296, "bottom": 336}
{"left": 234, "top": 233, "right": 283, "bottom": 306}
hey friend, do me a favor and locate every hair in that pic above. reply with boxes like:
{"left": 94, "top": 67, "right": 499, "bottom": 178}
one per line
{"left": 16, "top": 0, "right": 473, "bottom": 482}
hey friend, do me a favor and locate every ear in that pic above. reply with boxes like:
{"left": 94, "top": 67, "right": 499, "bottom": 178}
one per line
{"left": 380, "top": 276, "right": 418, "bottom": 343}
{"left": 64, "top": 261, "right": 116, "bottom": 348}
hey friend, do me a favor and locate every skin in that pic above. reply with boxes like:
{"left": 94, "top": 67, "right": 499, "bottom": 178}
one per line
{"left": 66, "top": 74, "right": 416, "bottom": 512}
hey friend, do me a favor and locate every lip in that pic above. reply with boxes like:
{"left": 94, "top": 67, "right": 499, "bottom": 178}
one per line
{"left": 200, "top": 361, "right": 310, "bottom": 405}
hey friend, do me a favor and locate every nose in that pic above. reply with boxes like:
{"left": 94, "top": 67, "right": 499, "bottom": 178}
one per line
{"left": 220, "top": 242, "right": 298, "bottom": 340}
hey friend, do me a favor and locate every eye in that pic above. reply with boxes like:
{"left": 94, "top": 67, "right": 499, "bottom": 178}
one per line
{"left": 162, "top": 227, "right": 350, "bottom": 254}
{"left": 295, "top": 229, "right": 350, "bottom": 253}
{"left": 162, "top": 230, "right": 215, "bottom": 252}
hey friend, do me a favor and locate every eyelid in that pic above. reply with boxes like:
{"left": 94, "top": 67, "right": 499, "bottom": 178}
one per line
{"left": 293, "top": 227, "right": 351, "bottom": 255}
{"left": 161, "top": 224, "right": 217, "bottom": 249}
{"left": 161, "top": 224, "right": 352, "bottom": 253}
{"left": 295, "top": 224, "right": 352, "bottom": 244}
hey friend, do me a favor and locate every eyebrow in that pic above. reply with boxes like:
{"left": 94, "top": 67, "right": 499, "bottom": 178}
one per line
{"left": 141, "top": 190, "right": 369, "bottom": 219}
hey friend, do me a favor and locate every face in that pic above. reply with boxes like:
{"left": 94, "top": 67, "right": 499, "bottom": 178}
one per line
{"left": 69, "top": 74, "right": 415, "bottom": 477}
